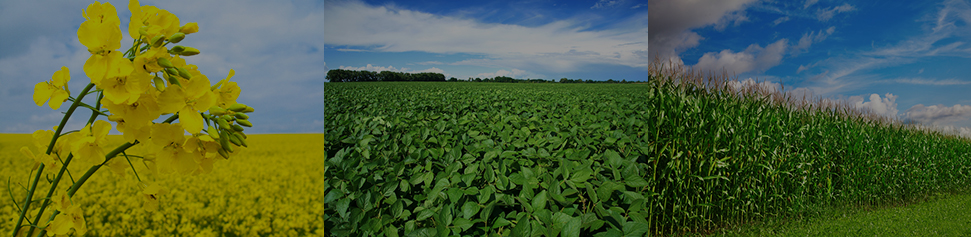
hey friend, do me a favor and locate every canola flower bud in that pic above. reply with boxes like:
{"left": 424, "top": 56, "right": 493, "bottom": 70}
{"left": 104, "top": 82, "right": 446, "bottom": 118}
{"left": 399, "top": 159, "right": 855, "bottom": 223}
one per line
{"left": 237, "top": 119, "right": 252, "bottom": 127}
{"left": 228, "top": 103, "right": 248, "bottom": 112}
{"left": 216, "top": 117, "right": 231, "bottom": 129}
{"left": 220, "top": 115, "right": 234, "bottom": 122}
{"left": 153, "top": 76, "right": 166, "bottom": 91}
{"left": 218, "top": 147, "right": 230, "bottom": 159}
{"left": 219, "top": 130, "right": 234, "bottom": 153}
{"left": 165, "top": 68, "right": 179, "bottom": 77}
{"left": 232, "top": 124, "right": 244, "bottom": 132}
{"left": 138, "top": 26, "right": 149, "bottom": 37}
{"left": 170, "top": 45, "right": 185, "bottom": 54}
{"left": 179, "top": 47, "right": 200, "bottom": 56}
{"left": 233, "top": 132, "right": 249, "bottom": 147}
{"left": 209, "top": 106, "right": 229, "bottom": 116}
{"left": 165, "top": 73, "right": 183, "bottom": 87}
{"left": 229, "top": 133, "right": 242, "bottom": 146}
{"left": 180, "top": 22, "right": 199, "bottom": 34}
{"left": 210, "top": 80, "right": 224, "bottom": 91}
{"left": 177, "top": 67, "right": 192, "bottom": 79}
{"left": 150, "top": 35, "right": 166, "bottom": 48}
{"left": 234, "top": 113, "right": 249, "bottom": 120}
{"left": 208, "top": 125, "right": 220, "bottom": 140}
{"left": 242, "top": 106, "right": 255, "bottom": 113}
{"left": 157, "top": 58, "right": 175, "bottom": 68}
{"left": 168, "top": 32, "right": 186, "bottom": 43}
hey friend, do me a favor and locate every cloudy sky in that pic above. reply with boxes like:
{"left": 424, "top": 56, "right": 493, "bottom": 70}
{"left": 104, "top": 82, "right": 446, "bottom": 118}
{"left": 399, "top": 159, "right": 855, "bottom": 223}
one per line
{"left": 324, "top": 0, "right": 648, "bottom": 81}
{"left": 650, "top": 0, "right": 971, "bottom": 135}
{"left": 0, "top": 0, "right": 325, "bottom": 134}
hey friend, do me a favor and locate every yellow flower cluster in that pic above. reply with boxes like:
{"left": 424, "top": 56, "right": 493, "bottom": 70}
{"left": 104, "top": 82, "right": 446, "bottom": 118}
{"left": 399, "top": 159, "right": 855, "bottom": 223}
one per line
{"left": 13, "top": 1, "right": 255, "bottom": 236}
{"left": 2, "top": 134, "right": 324, "bottom": 236}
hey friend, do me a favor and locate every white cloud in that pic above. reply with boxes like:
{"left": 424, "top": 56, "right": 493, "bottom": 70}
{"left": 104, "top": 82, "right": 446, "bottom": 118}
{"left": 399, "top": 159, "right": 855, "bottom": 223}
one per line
{"left": 415, "top": 61, "right": 444, "bottom": 65}
{"left": 803, "top": 0, "right": 819, "bottom": 9}
{"left": 848, "top": 93, "right": 900, "bottom": 119}
{"left": 631, "top": 4, "right": 645, "bottom": 9}
{"left": 791, "top": 27, "right": 835, "bottom": 55}
{"left": 772, "top": 16, "right": 791, "bottom": 26}
{"left": 728, "top": 78, "right": 781, "bottom": 94}
{"left": 591, "top": 0, "right": 620, "bottom": 9}
{"left": 905, "top": 104, "right": 971, "bottom": 125}
{"left": 648, "top": 0, "right": 758, "bottom": 65}
{"left": 693, "top": 39, "right": 788, "bottom": 74}
{"left": 881, "top": 77, "right": 971, "bottom": 85}
{"left": 816, "top": 3, "right": 856, "bottom": 21}
{"left": 325, "top": 0, "right": 647, "bottom": 73}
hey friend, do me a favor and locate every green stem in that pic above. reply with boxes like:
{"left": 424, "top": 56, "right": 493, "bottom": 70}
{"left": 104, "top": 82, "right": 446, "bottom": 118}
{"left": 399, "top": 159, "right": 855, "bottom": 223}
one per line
{"left": 13, "top": 83, "right": 94, "bottom": 237}
{"left": 25, "top": 91, "right": 103, "bottom": 237}
{"left": 35, "top": 113, "right": 178, "bottom": 237}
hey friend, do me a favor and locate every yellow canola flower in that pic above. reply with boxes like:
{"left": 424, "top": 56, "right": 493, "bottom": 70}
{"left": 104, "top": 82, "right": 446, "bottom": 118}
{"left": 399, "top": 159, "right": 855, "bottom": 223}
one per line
{"left": 78, "top": 2, "right": 124, "bottom": 84}
{"left": 103, "top": 94, "right": 161, "bottom": 143}
{"left": 34, "top": 66, "right": 71, "bottom": 110}
{"left": 46, "top": 205, "right": 87, "bottom": 236}
{"left": 128, "top": 0, "right": 180, "bottom": 41}
{"left": 184, "top": 135, "right": 221, "bottom": 174}
{"left": 213, "top": 69, "right": 240, "bottom": 109}
{"left": 140, "top": 182, "right": 169, "bottom": 211}
{"left": 20, "top": 147, "right": 59, "bottom": 171}
{"left": 99, "top": 60, "right": 147, "bottom": 105}
{"left": 134, "top": 46, "right": 170, "bottom": 74}
{"left": 157, "top": 75, "right": 216, "bottom": 134}
{"left": 150, "top": 123, "right": 198, "bottom": 175}
{"left": 71, "top": 120, "right": 112, "bottom": 166}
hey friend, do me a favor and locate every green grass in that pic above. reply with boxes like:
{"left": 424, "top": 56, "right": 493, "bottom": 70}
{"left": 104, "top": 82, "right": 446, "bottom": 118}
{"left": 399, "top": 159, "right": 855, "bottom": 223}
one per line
{"left": 690, "top": 192, "right": 971, "bottom": 236}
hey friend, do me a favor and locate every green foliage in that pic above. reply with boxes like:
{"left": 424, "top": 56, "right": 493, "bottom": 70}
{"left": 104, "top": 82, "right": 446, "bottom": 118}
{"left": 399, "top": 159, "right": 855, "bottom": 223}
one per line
{"left": 325, "top": 80, "right": 971, "bottom": 236}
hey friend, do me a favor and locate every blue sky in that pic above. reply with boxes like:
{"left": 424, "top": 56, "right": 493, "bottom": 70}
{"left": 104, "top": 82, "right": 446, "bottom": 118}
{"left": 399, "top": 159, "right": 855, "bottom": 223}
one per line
{"left": 324, "top": 0, "right": 648, "bottom": 81}
{"left": 0, "top": 0, "right": 325, "bottom": 134}
{"left": 649, "top": 0, "right": 971, "bottom": 136}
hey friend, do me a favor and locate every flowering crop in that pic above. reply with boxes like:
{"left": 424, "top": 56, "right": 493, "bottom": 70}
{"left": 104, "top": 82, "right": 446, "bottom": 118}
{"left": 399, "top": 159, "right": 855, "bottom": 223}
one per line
{"left": 2, "top": 134, "right": 324, "bottom": 236}
{"left": 6, "top": 1, "right": 256, "bottom": 236}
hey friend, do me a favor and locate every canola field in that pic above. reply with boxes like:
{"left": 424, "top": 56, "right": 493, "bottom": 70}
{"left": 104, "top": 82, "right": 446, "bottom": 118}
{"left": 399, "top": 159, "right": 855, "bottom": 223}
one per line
{"left": 1, "top": 133, "right": 325, "bottom": 236}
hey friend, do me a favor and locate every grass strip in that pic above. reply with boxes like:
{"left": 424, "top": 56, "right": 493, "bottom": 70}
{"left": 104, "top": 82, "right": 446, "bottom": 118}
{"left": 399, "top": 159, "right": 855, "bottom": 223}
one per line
{"left": 695, "top": 192, "right": 971, "bottom": 236}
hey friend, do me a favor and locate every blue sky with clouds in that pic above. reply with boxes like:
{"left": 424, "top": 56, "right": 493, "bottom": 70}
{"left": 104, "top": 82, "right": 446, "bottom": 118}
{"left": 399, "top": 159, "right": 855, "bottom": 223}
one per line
{"left": 324, "top": 0, "right": 648, "bottom": 81}
{"left": 650, "top": 0, "right": 971, "bottom": 136}
{"left": 0, "top": 0, "right": 325, "bottom": 134}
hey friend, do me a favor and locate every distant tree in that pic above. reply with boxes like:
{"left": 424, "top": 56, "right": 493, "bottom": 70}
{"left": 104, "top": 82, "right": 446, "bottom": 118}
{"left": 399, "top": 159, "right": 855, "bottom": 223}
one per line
{"left": 449, "top": 77, "right": 458, "bottom": 82}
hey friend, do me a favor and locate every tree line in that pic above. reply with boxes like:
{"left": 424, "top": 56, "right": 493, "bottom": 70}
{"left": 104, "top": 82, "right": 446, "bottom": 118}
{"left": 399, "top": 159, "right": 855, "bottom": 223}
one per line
{"left": 326, "top": 69, "right": 446, "bottom": 82}
{"left": 326, "top": 69, "right": 639, "bottom": 83}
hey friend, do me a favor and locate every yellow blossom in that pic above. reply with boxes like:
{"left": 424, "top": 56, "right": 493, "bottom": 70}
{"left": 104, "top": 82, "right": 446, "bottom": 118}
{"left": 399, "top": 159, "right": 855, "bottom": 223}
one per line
{"left": 213, "top": 69, "right": 240, "bottom": 108}
{"left": 34, "top": 66, "right": 71, "bottom": 110}
{"left": 104, "top": 94, "right": 160, "bottom": 143}
{"left": 180, "top": 22, "right": 199, "bottom": 34}
{"left": 46, "top": 205, "right": 86, "bottom": 236}
{"left": 140, "top": 182, "right": 169, "bottom": 211}
{"left": 20, "top": 147, "right": 58, "bottom": 171}
{"left": 98, "top": 59, "right": 146, "bottom": 105}
{"left": 128, "top": 0, "right": 180, "bottom": 41}
{"left": 157, "top": 75, "right": 216, "bottom": 134}
{"left": 71, "top": 120, "right": 112, "bottom": 166}
{"left": 150, "top": 123, "right": 198, "bottom": 175}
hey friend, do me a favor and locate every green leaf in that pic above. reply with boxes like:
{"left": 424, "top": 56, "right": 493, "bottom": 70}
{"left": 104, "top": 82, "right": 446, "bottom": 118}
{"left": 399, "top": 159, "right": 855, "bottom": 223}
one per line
{"left": 509, "top": 173, "right": 526, "bottom": 185}
{"left": 417, "top": 208, "right": 436, "bottom": 221}
{"left": 462, "top": 201, "right": 481, "bottom": 219}
{"left": 461, "top": 173, "right": 475, "bottom": 186}
{"left": 604, "top": 150, "right": 623, "bottom": 167}
{"left": 384, "top": 182, "right": 399, "bottom": 197}
{"left": 625, "top": 173, "right": 649, "bottom": 187}
{"left": 453, "top": 217, "right": 474, "bottom": 232}
{"left": 561, "top": 216, "right": 582, "bottom": 237}
{"left": 512, "top": 214, "right": 531, "bottom": 237}
{"left": 393, "top": 200, "right": 405, "bottom": 219}
{"left": 571, "top": 168, "right": 593, "bottom": 183}
{"left": 336, "top": 197, "right": 351, "bottom": 219}
{"left": 385, "top": 225, "right": 400, "bottom": 237}
{"left": 446, "top": 188, "right": 463, "bottom": 204}
{"left": 532, "top": 190, "right": 548, "bottom": 211}
{"left": 623, "top": 221, "right": 650, "bottom": 237}
{"left": 484, "top": 150, "right": 499, "bottom": 163}
{"left": 492, "top": 218, "right": 512, "bottom": 228}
